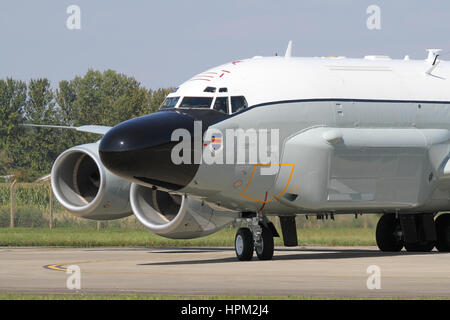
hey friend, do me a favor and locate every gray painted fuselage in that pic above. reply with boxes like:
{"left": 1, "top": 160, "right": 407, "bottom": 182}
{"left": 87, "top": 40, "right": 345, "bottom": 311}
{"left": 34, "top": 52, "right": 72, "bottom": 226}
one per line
{"left": 169, "top": 56, "right": 450, "bottom": 216}
{"left": 181, "top": 99, "right": 450, "bottom": 216}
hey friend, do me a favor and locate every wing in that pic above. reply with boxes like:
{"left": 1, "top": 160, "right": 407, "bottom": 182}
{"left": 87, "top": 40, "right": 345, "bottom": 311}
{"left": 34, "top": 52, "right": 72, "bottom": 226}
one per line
{"left": 22, "top": 124, "right": 111, "bottom": 135}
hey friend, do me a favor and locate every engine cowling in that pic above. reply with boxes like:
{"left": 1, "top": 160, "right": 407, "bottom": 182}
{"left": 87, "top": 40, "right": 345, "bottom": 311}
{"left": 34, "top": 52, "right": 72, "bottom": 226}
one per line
{"left": 130, "top": 183, "right": 237, "bottom": 239}
{"left": 51, "top": 143, "right": 132, "bottom": 220}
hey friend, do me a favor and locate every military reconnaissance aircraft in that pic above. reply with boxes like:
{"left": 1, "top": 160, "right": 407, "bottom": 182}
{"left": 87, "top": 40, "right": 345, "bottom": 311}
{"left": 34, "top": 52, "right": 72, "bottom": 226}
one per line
{"left": 37, "top": 43, "right": 450, "bottom": 260}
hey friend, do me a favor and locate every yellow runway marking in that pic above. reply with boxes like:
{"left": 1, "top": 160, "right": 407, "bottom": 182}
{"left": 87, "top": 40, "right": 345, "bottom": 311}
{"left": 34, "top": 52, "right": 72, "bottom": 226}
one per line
{"left": 43, "top": 258, "right": 135, "bottom": 272}
{"left": 44, "top": 264, "right": 67, "bottom": 272}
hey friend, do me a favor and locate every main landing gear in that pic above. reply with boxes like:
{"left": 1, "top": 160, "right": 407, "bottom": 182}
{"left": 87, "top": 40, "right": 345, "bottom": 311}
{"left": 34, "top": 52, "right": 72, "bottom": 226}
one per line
{"left": 376, "top": 212, "right": 450, "bottom": 252}
{"left": 435, "top": 214, "right": 450, "bottom": 252}
{"left": 235, "top": 215, "right": 276, "bottom": 261}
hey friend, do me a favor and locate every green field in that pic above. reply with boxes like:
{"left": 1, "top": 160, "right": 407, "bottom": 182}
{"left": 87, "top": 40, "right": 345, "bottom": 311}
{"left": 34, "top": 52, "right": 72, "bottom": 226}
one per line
{"left": 0, "top": 195, "right": 379, "bottom": 247}
{"left": 1, "top": 182, "right": 379, "bottom": 248}
{"left": 0, "top": 226, "right": 376, "bottom": 247}
{"left": 0, "top": 292, "right": 409, "bottom": 300}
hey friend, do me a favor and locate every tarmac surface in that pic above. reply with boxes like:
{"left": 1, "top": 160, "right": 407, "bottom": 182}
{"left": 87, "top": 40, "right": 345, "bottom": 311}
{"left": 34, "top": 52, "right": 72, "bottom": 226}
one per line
{"left": 0, "top": 246, "right": 449, "bottom": 298}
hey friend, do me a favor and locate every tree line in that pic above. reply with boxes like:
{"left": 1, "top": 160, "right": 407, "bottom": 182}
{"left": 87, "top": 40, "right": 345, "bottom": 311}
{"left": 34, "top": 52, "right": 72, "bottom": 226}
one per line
{"left": 0, "top": 69, "right": 171, "bottom": 182}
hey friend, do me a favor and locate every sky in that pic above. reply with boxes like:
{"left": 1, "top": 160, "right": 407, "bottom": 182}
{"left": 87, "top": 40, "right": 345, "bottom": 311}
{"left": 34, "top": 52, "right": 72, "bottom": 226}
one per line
{"left": 1, "top": 0, "right": 449, "bottom": 89}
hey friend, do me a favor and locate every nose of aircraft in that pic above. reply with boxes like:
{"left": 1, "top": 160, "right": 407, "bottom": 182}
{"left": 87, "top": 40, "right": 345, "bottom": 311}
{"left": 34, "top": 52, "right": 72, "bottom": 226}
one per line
{"left": 99, "top": 111, "right": 200, "bottom": 191}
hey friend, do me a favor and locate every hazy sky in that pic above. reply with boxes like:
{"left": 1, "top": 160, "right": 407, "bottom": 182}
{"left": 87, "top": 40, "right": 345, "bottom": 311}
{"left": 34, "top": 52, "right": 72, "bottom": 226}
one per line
{"left": 1, "top": 1, "right": 449, "bottom": 89}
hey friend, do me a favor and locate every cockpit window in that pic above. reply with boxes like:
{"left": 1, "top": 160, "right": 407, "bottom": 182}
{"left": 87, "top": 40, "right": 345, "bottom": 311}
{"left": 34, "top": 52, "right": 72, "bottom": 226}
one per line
{"left": 160, "top": 97, "right": 179, "bottom": 109}
{"left": 213, "top": 97, "right": 229, "bottom": 114}
{"left": 231, "top": 96, "right": 248, "bottom": 113}
{"left": 179, "top": 97, "right": 213, "bottom": 109}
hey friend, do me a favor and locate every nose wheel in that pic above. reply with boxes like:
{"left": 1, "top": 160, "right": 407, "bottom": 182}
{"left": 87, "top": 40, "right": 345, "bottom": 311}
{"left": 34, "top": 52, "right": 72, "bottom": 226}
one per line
{"left": 235, "top": 228, "right": 254, "bottom": 261}
{"left": 255, "top": 225, "right": 274, "bottom": 260}
{"left": 234, "top": 216, "right": 274, "bottom": 261}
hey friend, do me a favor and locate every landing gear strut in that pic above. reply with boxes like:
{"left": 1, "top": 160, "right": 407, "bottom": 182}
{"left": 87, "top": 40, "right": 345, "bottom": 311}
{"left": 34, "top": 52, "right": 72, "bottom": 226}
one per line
{"left": 234, "top": 215, "right": 275, "bottom": 261}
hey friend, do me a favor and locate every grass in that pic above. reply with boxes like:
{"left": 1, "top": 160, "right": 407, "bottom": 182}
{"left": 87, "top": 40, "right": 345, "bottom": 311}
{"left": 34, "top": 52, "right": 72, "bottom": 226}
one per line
{"left": 0, "top": 292, "right": 406, "bottom": 300}
{"left": 0, "top": 227, "right": 376, "bottom": 247}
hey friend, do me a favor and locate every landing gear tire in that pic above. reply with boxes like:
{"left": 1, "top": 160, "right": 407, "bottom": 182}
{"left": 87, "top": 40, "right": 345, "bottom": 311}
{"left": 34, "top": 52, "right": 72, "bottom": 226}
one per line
{"left": 255, "top": 226, "right": 274, "bottom": 261}
{"left": 436, "top": 214, "right": 450, "bottom": 252}
{"left": 235, "top": 228, "right": 254, "bottom": 261}
{"left": 376, "top": 214, "right": 403, "bottom": 252}
{"left": 403, "top": 214, "right": 436, "bottom": 252}
{"left": 404, "top": 241, "right": 435, "bottom": 252}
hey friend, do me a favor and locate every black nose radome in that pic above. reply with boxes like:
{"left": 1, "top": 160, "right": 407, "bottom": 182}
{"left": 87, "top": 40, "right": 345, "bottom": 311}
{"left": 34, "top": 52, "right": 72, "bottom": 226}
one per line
{"left": 99, "top": 111, "right": 200, "bottom": 191}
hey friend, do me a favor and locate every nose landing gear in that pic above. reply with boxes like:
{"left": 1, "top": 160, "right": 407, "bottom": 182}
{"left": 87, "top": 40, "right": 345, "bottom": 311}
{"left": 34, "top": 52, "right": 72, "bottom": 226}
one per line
{"left": 234, "top": 215, "right": 275, "bottom": 261}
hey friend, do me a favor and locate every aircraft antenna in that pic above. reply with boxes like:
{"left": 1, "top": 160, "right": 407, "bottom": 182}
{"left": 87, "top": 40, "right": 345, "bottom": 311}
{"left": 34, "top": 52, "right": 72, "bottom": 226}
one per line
{"left": 284, "top": 41, "right": 293, "bottom": 59}
{"left": 426, "top": 49, "right": 442, "bottom": 75}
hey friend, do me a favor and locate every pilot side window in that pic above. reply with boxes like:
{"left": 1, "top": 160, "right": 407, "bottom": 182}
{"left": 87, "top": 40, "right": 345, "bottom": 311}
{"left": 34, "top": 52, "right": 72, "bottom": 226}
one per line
{"left": 213, "top": 97, "right": 229, "bottom": 114}
{"left": 231, "top": 96, "right": 248, "bottom": 113}
{"left": 160, "top": 97, "right": 179, "bottom": 109}
{"left": 179, "top": 97, "right": 213, "bottom": 109}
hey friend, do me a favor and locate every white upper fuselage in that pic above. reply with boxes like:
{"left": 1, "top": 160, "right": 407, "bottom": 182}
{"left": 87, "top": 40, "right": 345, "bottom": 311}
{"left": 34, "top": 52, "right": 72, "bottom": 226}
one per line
{"left": 168, "top": 55, "right": 450, "bottom": 109}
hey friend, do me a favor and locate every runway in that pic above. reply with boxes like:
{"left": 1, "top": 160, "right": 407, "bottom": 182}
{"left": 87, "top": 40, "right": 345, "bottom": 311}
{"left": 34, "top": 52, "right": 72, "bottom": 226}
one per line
{"left": 0, "top": 246, "right": 449, "bottom": 298}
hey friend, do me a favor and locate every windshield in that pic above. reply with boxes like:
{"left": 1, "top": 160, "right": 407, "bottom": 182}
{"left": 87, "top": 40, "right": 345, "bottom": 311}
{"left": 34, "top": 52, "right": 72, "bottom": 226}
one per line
{"left": 160, "top": 97, "right": 180, "bottom": 109}
{"left": 179, "top": 97, "right": 213, "bottom": 109}
{"left": 231, "top": 96, "right": 248, "bottom": 113}
{"left": 213, "top": 97, "right": 229, "bottom": 114}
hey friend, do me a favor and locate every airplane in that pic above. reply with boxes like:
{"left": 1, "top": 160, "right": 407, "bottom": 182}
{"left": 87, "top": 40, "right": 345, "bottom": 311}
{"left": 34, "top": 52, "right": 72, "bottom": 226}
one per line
{"left": 34, "top": 42, "right": 450, "bottom": 260}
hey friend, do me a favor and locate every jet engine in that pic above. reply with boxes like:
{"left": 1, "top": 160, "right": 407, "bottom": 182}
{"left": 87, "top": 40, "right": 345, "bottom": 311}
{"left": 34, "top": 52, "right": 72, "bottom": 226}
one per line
{"left": 130, "top": 183, "right": 237, "bottom": 239}
{"left": 51, "top": 143, "right": 132, "bottom": 220}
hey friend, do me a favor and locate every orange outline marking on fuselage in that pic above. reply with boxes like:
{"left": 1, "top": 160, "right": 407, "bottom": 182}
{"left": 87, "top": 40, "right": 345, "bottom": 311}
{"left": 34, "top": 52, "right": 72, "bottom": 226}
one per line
{"left": 240, "top": 163, "right": 295, "bottom": 204}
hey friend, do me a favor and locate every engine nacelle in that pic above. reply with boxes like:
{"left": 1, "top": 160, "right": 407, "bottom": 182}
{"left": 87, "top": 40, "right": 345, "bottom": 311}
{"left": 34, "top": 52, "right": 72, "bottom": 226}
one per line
{"left": 51, "top": 143, "right": 132, "bottom": 220}
{"left": 130, "top": 183, "right": 237, "bottom": 239}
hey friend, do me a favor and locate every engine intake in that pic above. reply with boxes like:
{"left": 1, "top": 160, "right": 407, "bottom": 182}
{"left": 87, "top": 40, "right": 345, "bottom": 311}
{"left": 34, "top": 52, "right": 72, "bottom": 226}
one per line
{"left": 130, "top": 183, "right": 236, "bottom": 239}
{"left": 51, "top": 143, "right": 132, "bottom": 220}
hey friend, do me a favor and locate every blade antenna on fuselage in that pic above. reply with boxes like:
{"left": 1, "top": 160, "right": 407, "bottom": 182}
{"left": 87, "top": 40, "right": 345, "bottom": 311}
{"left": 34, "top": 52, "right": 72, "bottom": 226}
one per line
{"left": 284, "top": 41, "right": 293, "bottom": 59}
